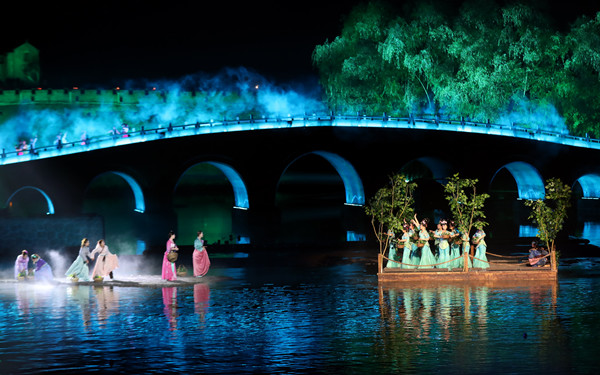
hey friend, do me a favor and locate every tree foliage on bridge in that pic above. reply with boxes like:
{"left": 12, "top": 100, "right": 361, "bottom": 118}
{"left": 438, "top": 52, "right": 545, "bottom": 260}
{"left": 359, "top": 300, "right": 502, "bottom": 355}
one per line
{"left": 312, "top": 0, "right": 600, "bottom": 137}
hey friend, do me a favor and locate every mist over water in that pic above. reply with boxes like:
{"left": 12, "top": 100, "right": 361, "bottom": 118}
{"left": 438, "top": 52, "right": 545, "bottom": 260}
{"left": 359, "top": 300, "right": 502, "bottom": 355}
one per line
{"left": 1, "top": 249, "right": 145, "bottom": 281}
{"left": 1, "top": 67, "right": 327, "bottom": 149}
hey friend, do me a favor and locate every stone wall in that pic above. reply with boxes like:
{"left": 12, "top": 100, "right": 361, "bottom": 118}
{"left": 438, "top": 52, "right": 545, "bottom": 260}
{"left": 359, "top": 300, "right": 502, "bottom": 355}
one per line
{"left": 0, "top": 215, "right": 103, "bottom": 260}
{"left": 0, "top": 88, "right": 190, "bottom": 105}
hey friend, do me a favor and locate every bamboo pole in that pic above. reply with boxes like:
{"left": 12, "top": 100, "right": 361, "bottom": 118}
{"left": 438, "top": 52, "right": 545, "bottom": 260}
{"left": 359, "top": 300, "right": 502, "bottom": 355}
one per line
{"left": 463, "top": 242, "right": 469, "bottom": 273}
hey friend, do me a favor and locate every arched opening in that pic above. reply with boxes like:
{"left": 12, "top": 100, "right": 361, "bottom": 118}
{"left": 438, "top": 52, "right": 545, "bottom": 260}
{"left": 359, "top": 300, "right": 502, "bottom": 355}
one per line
{"left": 82, "top": 171, "right": 145, "bottom": 255}
{"left": 573, "top": 173, "right": 600, "bottom": 199}
{"left": 312, "top": 151, "right": 365, "bottom": 205}
{"left": 489, "top": 161, "right": 544, "bottom": 239}
{"left": 3, "top": 186, "right": 55, "bottom": 216}
{"left": 173, "top": 162, "right": 249, "bottom": 246}
{"left": 276, "top": 151, "right": 365, "bottom": 244}
{"left": 572, "top": 173, "right": 600, "bottom": 246}
{"left": 491, "top": 161, "right": 545, "bottom": 200}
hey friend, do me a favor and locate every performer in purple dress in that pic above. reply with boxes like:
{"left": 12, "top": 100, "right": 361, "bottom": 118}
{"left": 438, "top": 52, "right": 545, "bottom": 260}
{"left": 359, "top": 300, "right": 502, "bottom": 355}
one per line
{"left": 31, "top": 254, "right": 54, "bottom": 281}
{"left": 14, "top": 250, "right": 29, "bottom": 279}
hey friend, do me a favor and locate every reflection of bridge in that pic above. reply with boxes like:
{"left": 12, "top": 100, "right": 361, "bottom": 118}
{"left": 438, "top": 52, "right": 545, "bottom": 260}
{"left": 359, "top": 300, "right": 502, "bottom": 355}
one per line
{"left": 1, "top": 114, "right": 600, "bottom": 254}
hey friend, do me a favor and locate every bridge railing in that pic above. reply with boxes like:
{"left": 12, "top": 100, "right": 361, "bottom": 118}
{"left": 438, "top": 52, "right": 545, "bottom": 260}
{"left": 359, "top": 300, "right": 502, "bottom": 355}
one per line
{"left": 1, "top": 113, "right": 599, "bottom": 164}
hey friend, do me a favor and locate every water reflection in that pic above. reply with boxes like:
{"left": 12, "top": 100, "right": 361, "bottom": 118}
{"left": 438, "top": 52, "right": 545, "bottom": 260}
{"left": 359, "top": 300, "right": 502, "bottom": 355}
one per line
{"left": 162, "top": 287, "right": 178, "bottom": 331}
{"left": 68, "top": 285, "right": 92, "bottom": 331}
{"left": 582, "top": 221, "right": 600, "bottom": 247}
{"left": 93, "top": 285, "right": 119, "bottom": 327}
{"left": 378, "top": 282, "right": 561, "bottom": 373}
{"left": 15, "top": 283, "right": 31, "bottom": 315}
{"left": 194, "top": 283, "right": 210, "bottom": 326}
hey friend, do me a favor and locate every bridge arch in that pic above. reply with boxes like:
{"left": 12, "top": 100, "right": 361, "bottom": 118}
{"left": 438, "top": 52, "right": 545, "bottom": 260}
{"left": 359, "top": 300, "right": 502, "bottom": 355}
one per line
{"left": 4, "top": 186, "right": 55, "bottom": 215}
{"left": 491, "top": 161, "right": 545, "bottom": 200}
{"left": 280, "top": 151, "right": 365, "bottom": 206}
{"left": 86, "top": 171, "right": 146, "bottom": 213}
{"left": 574, "top": 173, "right": 600, "bottom": 199}
{"left": 175, "top": 161, "right": 249, "bottom": 209}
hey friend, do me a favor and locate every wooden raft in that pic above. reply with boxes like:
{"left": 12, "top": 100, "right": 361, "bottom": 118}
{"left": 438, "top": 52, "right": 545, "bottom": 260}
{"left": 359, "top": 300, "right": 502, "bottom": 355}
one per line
{"left": 377, "top": 253, "right": 558, "bottom": 283}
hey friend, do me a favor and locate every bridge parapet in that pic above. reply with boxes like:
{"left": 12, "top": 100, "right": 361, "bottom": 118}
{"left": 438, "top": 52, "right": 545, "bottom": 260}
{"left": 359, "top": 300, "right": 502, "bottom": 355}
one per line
{"left": 1, "top": 114, "right": 599, "bottom": 166}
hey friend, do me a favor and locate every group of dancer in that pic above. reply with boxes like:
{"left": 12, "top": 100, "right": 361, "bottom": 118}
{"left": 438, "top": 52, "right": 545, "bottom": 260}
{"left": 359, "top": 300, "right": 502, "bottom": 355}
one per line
{"left": 65, "top": 238, "right": 119, "bottom": 281}
{"left": 14, "top": 230, "right": 211, "bottom": 282}
{"left": 14, "top": 249, "right": 54, "bottom": 281}
{"left": 14, "top": 239, "right": 119, "bottom": 282}
{"left": 162, "top": 230, "right": 211, "bottom": 281}
{"left": 387, "top": 215, "right": 489, "bottom": 270}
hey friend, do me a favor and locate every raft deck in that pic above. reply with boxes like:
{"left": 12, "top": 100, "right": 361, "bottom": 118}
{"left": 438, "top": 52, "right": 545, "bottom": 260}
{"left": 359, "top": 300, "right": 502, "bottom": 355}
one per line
{"left": 377, "top": 253, "right": 557, "bottom": 283}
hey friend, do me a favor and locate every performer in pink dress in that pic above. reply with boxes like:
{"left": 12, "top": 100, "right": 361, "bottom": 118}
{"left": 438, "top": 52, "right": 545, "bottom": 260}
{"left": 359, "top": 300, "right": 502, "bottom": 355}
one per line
{"left": 91, "top": 239, "right": 119, "bottom": 279}
{"left": 192, "top": 231, "right": 211, "bottom": 277}
{"left": 162, "top": 231, "right": 179, "bottom": 281}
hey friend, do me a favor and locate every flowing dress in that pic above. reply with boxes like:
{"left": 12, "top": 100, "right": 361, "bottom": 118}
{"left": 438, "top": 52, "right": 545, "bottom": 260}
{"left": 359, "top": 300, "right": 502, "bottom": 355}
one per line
{"left": 193, "top": 238, "right": 211, "bottom": 276}
{"left": 401, "top": 232, "right": 415, "bottom": 269}
{"left": 449, "top": 230, "right": 462, "bottom": 269}
{"left": 418, "top": 230, "right": 436, "bottom": 269}
{"left": 387, "top": 239, "right": 399, "bottom": 268}
{"left": 65, "top": 245, "right": 93, "bottom": 281}
{"left": 14, "top": 254, "right": 29, "bottom": 279}
{"left": 33, "top": 258, "right": 53, "bottom": 281}
{"left": 473, "top": 238, "right": 490, "bottom": 269}
{"left": 409, "top": 229, "right": 420, "bottom": 265}
{"left": 91, "top": 244, "right": 119, "bottom": 278}
{"left": 162, "top": 239, "right": 177, "bottom": 281}
{"left": 437, "top": 231, "right": 451, "bottom": 270}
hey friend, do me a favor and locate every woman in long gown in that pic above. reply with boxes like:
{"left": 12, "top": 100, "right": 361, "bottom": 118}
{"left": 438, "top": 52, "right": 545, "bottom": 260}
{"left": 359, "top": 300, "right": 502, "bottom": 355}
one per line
{"left": 162, "top": 231, "right": 179, "bottom": 281}
{"left": 65, "top": 238, "right": 93, "bottom": 281}
{"left": 193, "top": 231, "right": 211, "bottom": 277}
{"left": 14, "top": 250, "right": 29, "bottom": 279}
{"left": 448, "top": 221, "right": 462, "bottom": 269}
{"left": 472, "top": 229, "right": 490, "bottom": 269}
{"left": 408, "top": 222, "right": 420, "bottom": 266}
{"left": 31, "top": 254, "right": 54, "bottom": 281}
{"left": 91, "top": 239, "right": 119, "bottom": 279}
{"left": 436, "top": 220, "right": 451, "bottom": 270}
{"left": 415, "top": 217, "right": 436, "bottom": 269}
{"left": 386, "top": 230, "right": 399, "bottom": 268}
{"left": 400, "top": 224, "right": 415, "bottom": 269}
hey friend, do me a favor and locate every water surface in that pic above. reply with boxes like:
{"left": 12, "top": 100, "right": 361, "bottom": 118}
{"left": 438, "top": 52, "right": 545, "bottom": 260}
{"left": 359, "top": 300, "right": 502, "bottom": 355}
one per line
{"left": 1, "top": 255, "right": 599, "bottom": 374}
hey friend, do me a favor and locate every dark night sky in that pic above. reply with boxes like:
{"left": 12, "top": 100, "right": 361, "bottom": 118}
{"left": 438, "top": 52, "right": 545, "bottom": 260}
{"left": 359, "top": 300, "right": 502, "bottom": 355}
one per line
{"left": 1, "top": 0, "right": 600, "bottom": 88}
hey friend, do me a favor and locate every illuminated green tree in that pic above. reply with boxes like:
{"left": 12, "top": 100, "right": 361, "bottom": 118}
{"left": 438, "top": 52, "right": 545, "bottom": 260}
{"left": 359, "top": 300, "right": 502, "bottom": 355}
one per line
{"left": 378, "top": 1, "right": 455, "bottom": 113}
{"left": 524, "top": 178, "right": 572, "bottom": 260}
{"left": 365, "top": 174, "right": 417, "bottom": 255}
{"left": 312, "top": 2, "right": 403, "bottom": 115}
{"left": 559, "top": 13, "right": 600, "bottom": 138}
{"left": 443, "top": 173, "right": 489, "bottom": 239}
{"left": 313, "top": 0, "right": 600, "bottom": 137}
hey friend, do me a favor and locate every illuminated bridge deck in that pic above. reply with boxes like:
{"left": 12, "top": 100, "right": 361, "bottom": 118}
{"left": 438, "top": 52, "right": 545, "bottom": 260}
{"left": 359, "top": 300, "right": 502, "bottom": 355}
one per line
{"left": 2, "top": 114, "right": 599, "bottom": 166}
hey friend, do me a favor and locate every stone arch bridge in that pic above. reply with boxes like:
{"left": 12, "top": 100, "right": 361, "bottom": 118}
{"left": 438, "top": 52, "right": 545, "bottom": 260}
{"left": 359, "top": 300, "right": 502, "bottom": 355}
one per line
{"left": 1, "top": 115, "right": 599, "bottom": 255}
